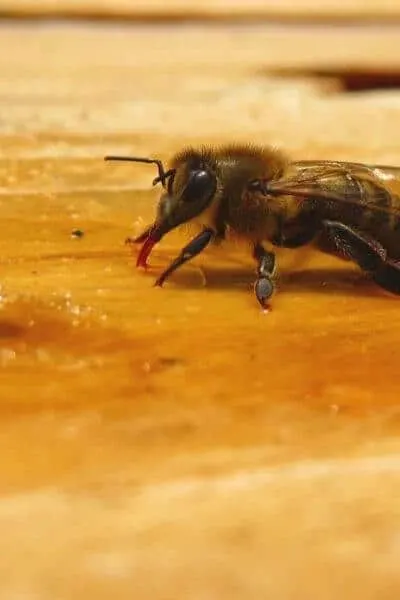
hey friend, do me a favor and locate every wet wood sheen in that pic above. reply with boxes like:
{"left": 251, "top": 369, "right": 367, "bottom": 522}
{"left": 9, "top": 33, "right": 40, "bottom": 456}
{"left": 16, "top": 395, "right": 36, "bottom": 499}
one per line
{"left": 0, "top": 23, "right": 399, "bottom": 600}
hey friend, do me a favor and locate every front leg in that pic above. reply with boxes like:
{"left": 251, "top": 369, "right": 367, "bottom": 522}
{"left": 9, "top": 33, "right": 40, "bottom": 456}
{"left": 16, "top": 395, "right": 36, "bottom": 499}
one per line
{"left": 253, "top": 243, "right": 277, "bottom": 310}
{"left": 154, "top": 228, "right": 214, "bottom": 287}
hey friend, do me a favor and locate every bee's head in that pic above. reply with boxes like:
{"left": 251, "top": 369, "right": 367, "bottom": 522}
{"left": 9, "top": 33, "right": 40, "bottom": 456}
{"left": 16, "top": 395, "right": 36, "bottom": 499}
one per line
{"left": 105, "top": 149, "right": 217, "bottom": 265}
{"left": 155, "top": 149, "right": 218, "bottom": 230}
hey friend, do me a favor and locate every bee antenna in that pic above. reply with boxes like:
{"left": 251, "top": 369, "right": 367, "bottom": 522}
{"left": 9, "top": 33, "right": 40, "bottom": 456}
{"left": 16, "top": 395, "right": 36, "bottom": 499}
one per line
{"left": 104, "top": 155, "right": 172, "bottom": 186}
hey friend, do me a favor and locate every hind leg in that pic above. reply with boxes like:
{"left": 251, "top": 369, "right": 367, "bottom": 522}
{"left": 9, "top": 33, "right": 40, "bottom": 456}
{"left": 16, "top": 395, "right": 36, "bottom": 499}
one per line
{"left": 322, "top": 220, "right": 400, "bottom": 295}
{"left": 372, "top": 259, "right": 400, "bottom": 294}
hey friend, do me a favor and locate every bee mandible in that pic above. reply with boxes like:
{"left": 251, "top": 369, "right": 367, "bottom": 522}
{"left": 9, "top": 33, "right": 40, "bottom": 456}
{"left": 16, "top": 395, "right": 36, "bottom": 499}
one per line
{"left": 105, "top": 145, "right": 400, "bottom": 309}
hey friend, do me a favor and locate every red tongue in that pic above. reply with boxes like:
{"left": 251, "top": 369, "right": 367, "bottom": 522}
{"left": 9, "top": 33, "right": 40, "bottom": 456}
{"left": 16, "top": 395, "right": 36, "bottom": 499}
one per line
{"left": 136, "top": 226, "right": 162, "bottom": 268}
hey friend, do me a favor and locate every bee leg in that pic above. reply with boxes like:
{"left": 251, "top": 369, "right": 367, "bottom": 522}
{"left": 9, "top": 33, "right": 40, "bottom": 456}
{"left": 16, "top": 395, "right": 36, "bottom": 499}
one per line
{"left": 154, "top": 228, "right": 214, "bottom": 287}
{"left": 322, "top": 221, "right": 386, "bottom": 269}
{"left": 322, "top": 220, "right": 400, "bottom": 294}
{"left": 253, "top": 243, "right": 276, "bottom": 309}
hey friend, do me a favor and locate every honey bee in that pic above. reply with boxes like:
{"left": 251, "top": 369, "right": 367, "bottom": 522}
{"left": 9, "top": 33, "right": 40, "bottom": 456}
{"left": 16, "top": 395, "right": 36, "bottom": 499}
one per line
{"left": 105, "top": 145, "right": 400, "bottom": 308}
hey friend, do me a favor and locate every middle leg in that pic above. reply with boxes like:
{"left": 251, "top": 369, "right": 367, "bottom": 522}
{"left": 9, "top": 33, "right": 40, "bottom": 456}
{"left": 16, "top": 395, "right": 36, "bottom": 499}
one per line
{"left": 253, "top": 243, "right": 277, "bottom": 309}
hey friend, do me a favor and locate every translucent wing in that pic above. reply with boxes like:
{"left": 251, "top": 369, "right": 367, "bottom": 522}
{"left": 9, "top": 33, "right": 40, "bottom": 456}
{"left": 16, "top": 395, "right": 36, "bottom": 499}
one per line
{"left": 265, "top": 160, "right": 400, "bottom": 217}
{"left": 292, "top": 160, "right": 400, "bottom": 175}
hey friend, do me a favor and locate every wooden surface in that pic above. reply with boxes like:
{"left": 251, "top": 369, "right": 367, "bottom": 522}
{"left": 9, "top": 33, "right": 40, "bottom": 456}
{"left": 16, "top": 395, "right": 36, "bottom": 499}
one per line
{"left": 3, "top": 0, "right": 400, "bottom": 21}
{"left": 1, "top": 23, "right": 400, "bottom": 599}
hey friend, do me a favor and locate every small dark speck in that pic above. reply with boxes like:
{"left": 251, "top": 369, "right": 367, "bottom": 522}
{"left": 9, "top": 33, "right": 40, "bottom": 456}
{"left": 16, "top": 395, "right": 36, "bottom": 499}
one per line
{"left": 158, "top": 356, "right": 184, "bottom": 367}
{"left": 0, "top": 320, "right": 25, "bottom": 338}
{"left": 71, "top": 229, "right": 84, "bottom": 239}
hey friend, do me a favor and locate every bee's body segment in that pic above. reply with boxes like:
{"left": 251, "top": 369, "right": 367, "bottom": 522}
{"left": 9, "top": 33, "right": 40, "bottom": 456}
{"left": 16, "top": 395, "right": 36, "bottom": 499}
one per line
{"left": 105, "top": 144, "right": 400, "bottom": 308}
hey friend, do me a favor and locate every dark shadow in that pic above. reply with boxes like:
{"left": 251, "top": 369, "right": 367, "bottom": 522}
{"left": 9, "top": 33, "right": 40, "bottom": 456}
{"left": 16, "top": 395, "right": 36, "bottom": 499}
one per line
{"left": 324, "top": 69, "right": 400, "bottom": 93}
{"left": 257, "top": 67, "right": 400, "bottom": 93}
{"left": 139, "top": 262, "right": 388, "bottom": 299}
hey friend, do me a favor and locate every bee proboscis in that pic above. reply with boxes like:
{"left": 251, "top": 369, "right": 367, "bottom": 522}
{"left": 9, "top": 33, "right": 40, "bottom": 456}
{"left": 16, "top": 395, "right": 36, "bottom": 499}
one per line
{"left": 105, "top": 145, "right": 400, "bottom": 309}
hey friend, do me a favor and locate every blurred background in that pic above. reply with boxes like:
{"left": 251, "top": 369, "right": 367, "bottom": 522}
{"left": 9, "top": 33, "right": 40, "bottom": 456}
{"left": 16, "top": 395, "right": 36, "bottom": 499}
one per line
{"left": 1, "top": 0, "right": 400, "bottom": 20}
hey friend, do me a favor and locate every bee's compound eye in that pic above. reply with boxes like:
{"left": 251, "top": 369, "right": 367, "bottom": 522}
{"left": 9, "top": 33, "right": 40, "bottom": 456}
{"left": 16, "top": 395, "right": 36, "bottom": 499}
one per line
{"left": 181, "top": 169, "right": 216, "bottom": 203}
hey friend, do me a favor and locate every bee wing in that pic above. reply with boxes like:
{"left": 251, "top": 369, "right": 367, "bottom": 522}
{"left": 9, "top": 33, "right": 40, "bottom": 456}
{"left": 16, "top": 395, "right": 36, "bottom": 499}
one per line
{"left": 293, "top": 159, "right": 400, "bottom": 177}
{"left": 266, "top": 161, "right": 400, "bottom": 216}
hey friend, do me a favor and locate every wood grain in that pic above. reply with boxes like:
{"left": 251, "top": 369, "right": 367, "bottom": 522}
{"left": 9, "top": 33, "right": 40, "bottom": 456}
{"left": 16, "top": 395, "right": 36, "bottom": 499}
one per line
{"left": 0, "top": 23, "right": 399, "bottom": 600}
{"left": 2, "top": 0, "right": 400, "bottom": 21}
